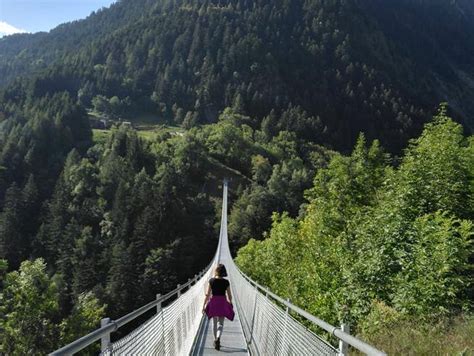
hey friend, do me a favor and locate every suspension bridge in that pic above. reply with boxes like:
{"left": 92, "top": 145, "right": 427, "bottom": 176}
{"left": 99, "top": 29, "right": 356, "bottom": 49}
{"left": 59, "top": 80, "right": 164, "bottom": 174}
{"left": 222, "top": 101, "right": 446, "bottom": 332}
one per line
{"left": 51, "top": 181, "right": 386, "bottom": 356}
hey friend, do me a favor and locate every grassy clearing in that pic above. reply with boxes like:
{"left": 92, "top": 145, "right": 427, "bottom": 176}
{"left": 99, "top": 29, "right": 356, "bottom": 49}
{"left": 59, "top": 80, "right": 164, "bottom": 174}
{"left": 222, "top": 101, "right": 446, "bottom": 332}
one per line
{"left": 92, "top": 125, "right": 184, "bottom": 143}
{"left": 354, "top": 315, "right": 474, "bottom": 355}
{"left": 136, "top": 130, "right": 157, "bottom": 140}
{"left": 92, "top": 128, "right": 159, "bottom": 142}
{"left": 89, "top": 110, "right": 184, "bottom": 143}
{"left": 122, "top": 112, "right": 166, "bottom": 125}
{"left": 92, "top": 129, "right": 111, "bottom": 143}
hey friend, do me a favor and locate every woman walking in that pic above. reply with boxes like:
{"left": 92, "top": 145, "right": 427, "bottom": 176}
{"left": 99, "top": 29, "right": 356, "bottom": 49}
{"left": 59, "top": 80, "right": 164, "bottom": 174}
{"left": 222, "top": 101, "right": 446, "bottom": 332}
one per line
{"left": 202, "top": 264, "right": 235, "bottom": 351}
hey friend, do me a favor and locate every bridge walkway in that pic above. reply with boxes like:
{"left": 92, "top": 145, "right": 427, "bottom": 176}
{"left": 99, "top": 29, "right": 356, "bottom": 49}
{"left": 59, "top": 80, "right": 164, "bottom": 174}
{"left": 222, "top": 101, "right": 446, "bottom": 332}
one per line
{"left": 191, "top": 309, "right": 248, "bottom": 355}
{"left": 192, "top": 180, "right": 248, "bottom": 355}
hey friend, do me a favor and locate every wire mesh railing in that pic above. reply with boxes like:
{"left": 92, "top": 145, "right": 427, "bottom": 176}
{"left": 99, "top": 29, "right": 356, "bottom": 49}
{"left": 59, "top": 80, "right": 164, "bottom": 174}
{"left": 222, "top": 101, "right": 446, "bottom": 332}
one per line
{"left": 101, "top": 266, "right": 212, "bottom": 355}
{"left": 228, "top": 264, "right": 338, "bottom": 355}
{"left": 51, "top": 180, "right": 386, "bottom": 356}
{"left": 50, "top": 260, "right": 214, "bottom": 356}
{"left": 218, "top": 184, "right": 337, "bottom": 355}
{"left": 216, "top": 180, "right": 385, "bottom": 356}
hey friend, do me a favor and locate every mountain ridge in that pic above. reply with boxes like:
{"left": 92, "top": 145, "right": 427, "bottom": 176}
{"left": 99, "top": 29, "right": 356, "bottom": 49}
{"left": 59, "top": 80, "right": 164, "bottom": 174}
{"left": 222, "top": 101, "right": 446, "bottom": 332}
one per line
{"left": 1, "top": 0, "right": 474, "bottom": 151}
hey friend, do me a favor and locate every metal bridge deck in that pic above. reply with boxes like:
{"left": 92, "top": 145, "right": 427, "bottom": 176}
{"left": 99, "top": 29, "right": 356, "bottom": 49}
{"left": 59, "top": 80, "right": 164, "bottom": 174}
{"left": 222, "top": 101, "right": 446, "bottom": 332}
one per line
{"left": 192, "top": 309, "right": 248, "bottom": 355}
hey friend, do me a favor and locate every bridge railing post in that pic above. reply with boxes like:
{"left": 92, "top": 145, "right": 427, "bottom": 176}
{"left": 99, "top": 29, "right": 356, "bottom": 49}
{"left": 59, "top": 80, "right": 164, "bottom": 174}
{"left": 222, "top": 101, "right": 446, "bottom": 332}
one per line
{"left": 280, "top": 298, "right": 290, "bottom": 356}
{"left": 177, "top": 284, "right": 181, "bottom": 297}
{"left": 263, "top": 291, "right": 270, "bottom": 355}
{"left": 160, "top": 296, "right": 166, "bottom": 354}
{"left": 248, "top": 283, "right": 258, "bottom": 346}
{"left": 338, "top": 323, "right": 350, "bottom": 356}
{"left": 156, "top": 294, "right": 162, "bottom": 314}
{"left": 183, "top": 278, "right": 191, "bottom": 337}
{"left": 100, "top": 318, "right": 112, "bottom": 353}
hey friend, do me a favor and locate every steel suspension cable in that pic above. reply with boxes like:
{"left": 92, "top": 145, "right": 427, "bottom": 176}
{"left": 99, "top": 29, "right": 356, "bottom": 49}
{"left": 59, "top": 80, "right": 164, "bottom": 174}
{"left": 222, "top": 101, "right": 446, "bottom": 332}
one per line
{"left": 51, "top": 180, "right": 385, "bottom": 356}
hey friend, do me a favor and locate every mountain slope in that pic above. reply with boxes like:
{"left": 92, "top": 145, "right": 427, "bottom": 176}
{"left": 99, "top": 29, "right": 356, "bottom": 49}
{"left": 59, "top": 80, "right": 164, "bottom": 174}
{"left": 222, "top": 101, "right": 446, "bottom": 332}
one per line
{"left": 357, "top": 0, "right": 474, "bottom": 121}
{"left": 1, "top": 0, "right": 474, "bottom": 151}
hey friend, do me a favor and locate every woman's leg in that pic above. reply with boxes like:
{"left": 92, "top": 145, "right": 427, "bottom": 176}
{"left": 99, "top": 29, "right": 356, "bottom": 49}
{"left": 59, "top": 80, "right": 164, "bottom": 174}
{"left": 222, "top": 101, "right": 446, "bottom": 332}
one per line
{"left": 216, "top": 317, "right": 225, "bottom": 340}
{"left": 212, "top": 317, "right": 218, "bottom": 340}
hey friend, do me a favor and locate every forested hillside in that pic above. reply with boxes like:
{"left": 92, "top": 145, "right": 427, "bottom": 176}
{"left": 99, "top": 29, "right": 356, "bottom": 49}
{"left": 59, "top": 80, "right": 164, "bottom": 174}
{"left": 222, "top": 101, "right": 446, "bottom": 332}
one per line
{"left": 237, "top": 106, "right": 474, "bottom": 353}
{"left": 2, "top": 0, "right": 474, "bottom": 151}
{"left": 0, "top": 0, "right": 473, "bottom": 354}
{"left": 0, "top": 87, "right": 332, "bottom": 351}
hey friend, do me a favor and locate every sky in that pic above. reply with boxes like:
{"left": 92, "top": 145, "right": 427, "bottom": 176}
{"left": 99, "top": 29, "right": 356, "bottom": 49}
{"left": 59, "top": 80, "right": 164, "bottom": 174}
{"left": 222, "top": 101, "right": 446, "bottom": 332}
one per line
{"left": 0, "top": 0, "right": 117, "bottom": 37}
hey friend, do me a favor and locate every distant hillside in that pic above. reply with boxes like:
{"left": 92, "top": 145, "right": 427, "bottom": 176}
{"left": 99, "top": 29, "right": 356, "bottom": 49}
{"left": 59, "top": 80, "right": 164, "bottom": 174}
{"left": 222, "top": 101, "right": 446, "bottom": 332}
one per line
{"left": 1, "top": 3, "right": 474, "bottom": 353}
{"left": 1, "top": 0, "right": 474, "bottom": 151}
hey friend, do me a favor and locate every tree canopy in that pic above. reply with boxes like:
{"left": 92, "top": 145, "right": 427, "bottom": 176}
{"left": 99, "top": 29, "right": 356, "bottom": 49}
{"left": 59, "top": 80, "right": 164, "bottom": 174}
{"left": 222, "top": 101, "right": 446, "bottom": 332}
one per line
{"left": 237, "top": 107, "right": 474, "bottom": 336}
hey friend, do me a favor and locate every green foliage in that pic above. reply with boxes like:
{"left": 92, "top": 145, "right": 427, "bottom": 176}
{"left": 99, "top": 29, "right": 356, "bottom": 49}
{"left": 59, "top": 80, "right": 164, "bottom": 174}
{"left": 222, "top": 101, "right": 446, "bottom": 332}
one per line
{"left": 0, "top": 259, "right": 106, "bottom": 355}
{"left": 0, "top": 259, "right": 7, "bottom": 288}
{"left": 228, "top": 185, "right": 276, "bottom": 248}
{"left": 236, "top": 213, "right": 304, "bottom": 300}
{"left": 142, "top": 244, "right": 179, "bottom": 296}
{"left": 358, "top": 307, "right": 474, "bottom": 356}
{"left": 59, "top": 292, "right": 106, "bottom": 345}
{"left": 3, "top": 1, "right": 473, "bottom": 353}
{"left": 0, "top": 104, "right": 220, "bottom": 350}
{"left": 358, "top": 301, "right": 405, "bottom": 338}
{"left": 72, "top": 227, "right": 102, "bottom": 296}
{"left": 2, "top": 4, "right": 474, "bottom": 346}
{"left": 92, "top": 95, "right": 130, "bottom": 118}
{"left": 204, "top": 115, "right": 253, "bottom": 174}
{"left": 5, "top": 0, "right": 467, "bottom": 152}
{"left": 404, "top": 106, "right": 472, "bottom": 218}
{"left": 251, "top": 155, "right": 272, "bottom": 184}
{"left": 0, "top": 183, "right": 24, "bottom": 270}
{"left": 106, "top": 242, "right": 137, "bottom": 316}
{"left": 0, "top": 259, "right": 60, "bottom": 355}
{"left": 346, "top": 107, "right": 474, "bottom": 320}
{"left": 392, "top": 212, "right": 473, "bottom": 317}
{"left": 237, "top": 108, "right": 474, "bottom": 345}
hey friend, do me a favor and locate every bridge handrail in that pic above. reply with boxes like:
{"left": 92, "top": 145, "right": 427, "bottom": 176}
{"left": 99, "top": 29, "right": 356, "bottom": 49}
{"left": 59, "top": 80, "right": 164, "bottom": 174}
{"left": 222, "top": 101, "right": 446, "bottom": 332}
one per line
{"left": 50, "top": 261, "right": 213, "bottom": 356}
{"left": 236, "top": 267, "right": 386, "bottom": 356}
{"left": 51, "top": 180, "right": 386, "bottom": 356}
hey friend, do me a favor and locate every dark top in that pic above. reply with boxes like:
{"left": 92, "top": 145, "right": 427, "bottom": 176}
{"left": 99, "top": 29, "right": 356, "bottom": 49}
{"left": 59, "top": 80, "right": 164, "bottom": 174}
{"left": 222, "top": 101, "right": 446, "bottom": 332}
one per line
{"left": 209, "top": 277, "right": 230, "bottom": 296}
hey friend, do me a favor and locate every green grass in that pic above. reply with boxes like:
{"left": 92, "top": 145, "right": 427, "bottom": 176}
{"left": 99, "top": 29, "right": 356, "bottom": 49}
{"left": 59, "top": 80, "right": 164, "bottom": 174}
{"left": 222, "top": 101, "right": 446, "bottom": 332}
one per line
{"left": 354, "top": 315, "right": 474, "bottom": 355}
{"left": 127, "top": 112, "right": 165, "bottom": 125}
{"left": 92, "top": 129, "right": 111, "bottom": 143}
{"left": 92, "top": 129, "right": 158, "bottom": 142}
{"left": 90, "top": 108, "right": 185, "bottom": 144}
{"left": 136, "top": 130, "right": 157, "bottom": 140}
{"left": 92, "top": 126, "right": 184, "bottom": 143}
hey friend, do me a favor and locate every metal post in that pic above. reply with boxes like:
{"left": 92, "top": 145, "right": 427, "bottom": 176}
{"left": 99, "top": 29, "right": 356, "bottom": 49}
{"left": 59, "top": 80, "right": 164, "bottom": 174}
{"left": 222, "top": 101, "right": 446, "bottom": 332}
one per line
{"left": 280, "top": 298, "right": 290, "bottom": 356}
{"left": 248, "top": 284, "right": 259, "bottom": 345}
{"left": 177, "top": 284, "right": 181, "bottom": 297}
{"left": 263, "top": 291, "right": 270, "bottom": 355}
{"left": 160, "top": 301, "right": 166, "bottom": 354}
{"left": 156, "top": 294, "right": 162, "bottom": 314}
{"left": 181, "top": 280, "right": 190, "bottom": 346}
{"left": 339, "top": 323, "right": 350, "bottom": 356}
{"left": 100, "top": 318, "right": 111, "bottom": 353}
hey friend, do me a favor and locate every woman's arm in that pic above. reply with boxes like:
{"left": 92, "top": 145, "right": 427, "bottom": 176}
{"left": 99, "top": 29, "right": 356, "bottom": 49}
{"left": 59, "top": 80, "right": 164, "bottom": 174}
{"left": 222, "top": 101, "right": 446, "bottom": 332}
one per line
{"left": 202, "top": 283, "right": 211, "bottom": 313}
{"left": 226, "top": 286, "right": 233, "bottom": 305}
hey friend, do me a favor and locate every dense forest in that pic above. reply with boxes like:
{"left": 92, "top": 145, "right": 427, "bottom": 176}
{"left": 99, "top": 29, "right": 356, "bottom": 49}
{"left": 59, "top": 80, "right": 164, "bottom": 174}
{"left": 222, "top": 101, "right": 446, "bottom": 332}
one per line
{"left": 0, "top": 90, "right": 332, "bottom": 352}
{"left": 2, "top": 0, "right": 474, "bottom": 152}
{"left": 237, "top": 105, "right": 474, "bottom": 353}
{"left": 0, "top": 0, "right": 473, "bottom": 354}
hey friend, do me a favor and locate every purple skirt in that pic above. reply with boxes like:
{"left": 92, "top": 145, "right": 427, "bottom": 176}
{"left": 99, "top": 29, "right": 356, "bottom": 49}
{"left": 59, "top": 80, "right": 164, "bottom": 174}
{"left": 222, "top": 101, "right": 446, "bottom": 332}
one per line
{"left": 205, "top": 296, "right": 235, "bottom": 321}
